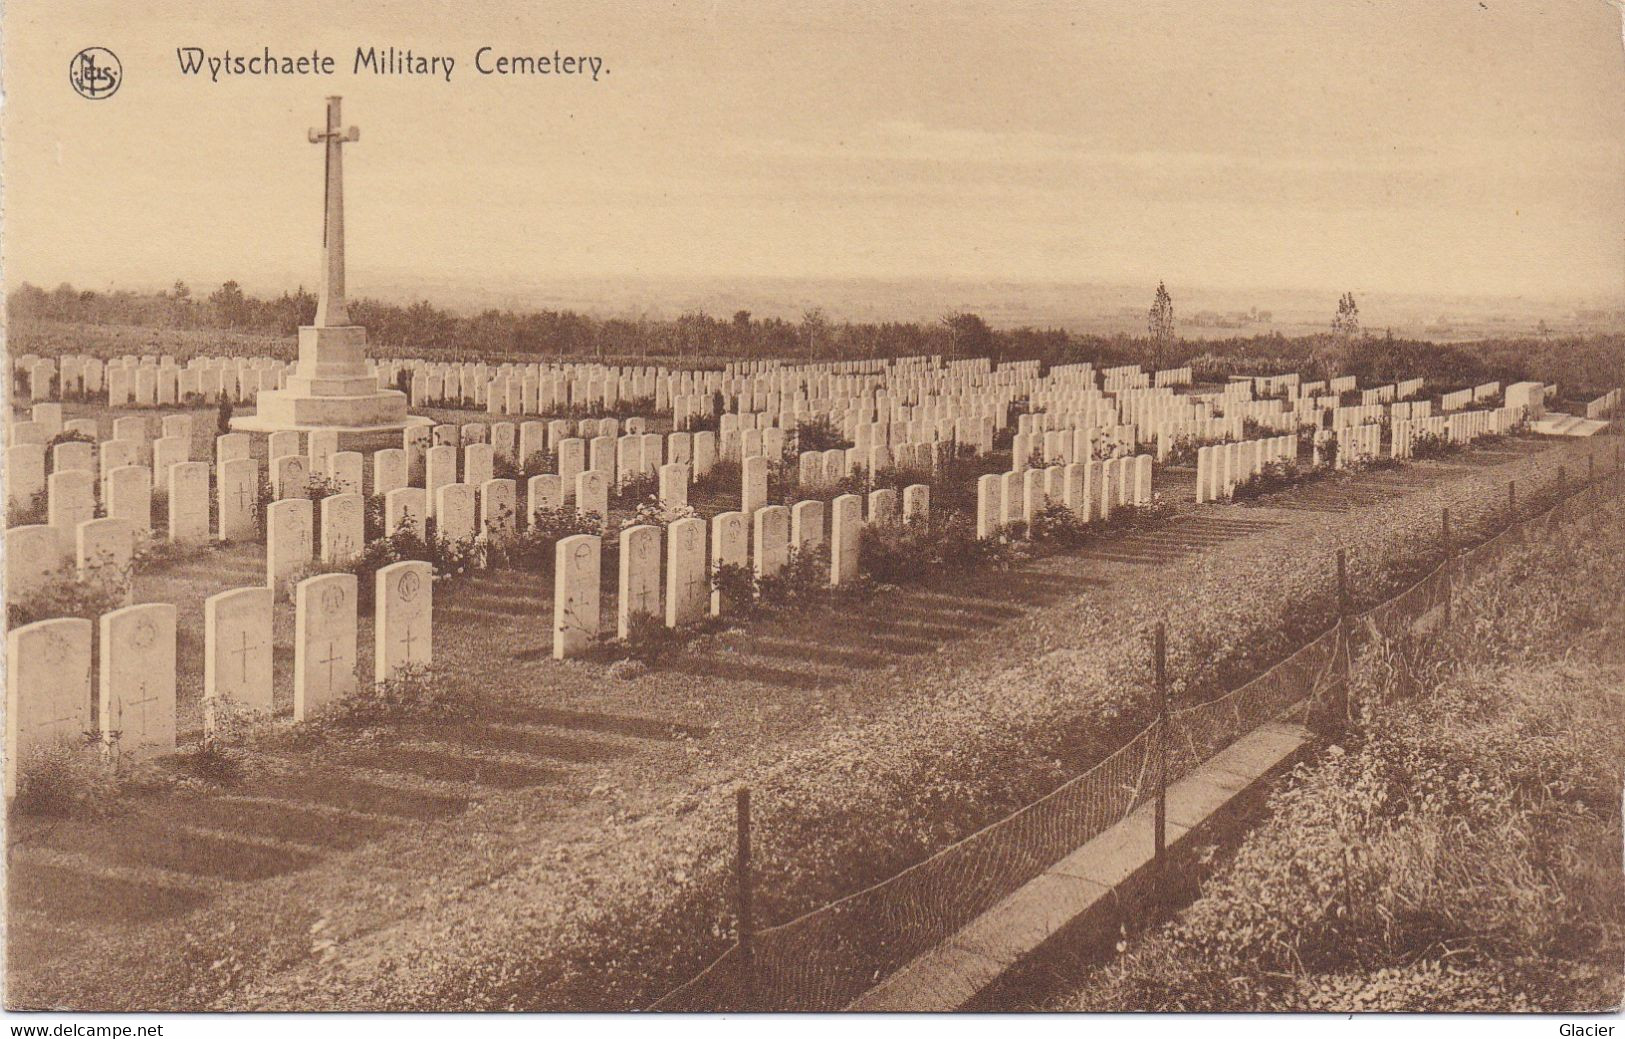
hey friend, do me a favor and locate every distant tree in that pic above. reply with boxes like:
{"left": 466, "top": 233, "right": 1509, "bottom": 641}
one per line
{"left": 800, "top": 307, "right": 829, "bottom": 358}
{"left": 941, "top": 311, "right": 995, "bottom": 362}
{"left": 1147, "top": 282, "right": 1176, "bottom": 368}
{"left": 1331, "top": 292, "right": 1361, "bottom": 341}
{"left": 208, "top": 280, "right": 248, "bottom": 328}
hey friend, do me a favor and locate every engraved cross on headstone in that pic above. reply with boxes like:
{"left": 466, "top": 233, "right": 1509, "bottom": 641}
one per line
{"left": 316, "top": 640, "right": 345, "bottom": 690}
{"left": 398, "top": 623, "right": 420, "bottom": 660}
{"left": 230, "top": 629, "right": 261, "bottom": 685}
{"left": 124, "top": 679, "right": 160, "bottom": 741}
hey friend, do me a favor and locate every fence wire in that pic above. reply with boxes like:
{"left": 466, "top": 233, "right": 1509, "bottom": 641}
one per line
{"left": 649, "top": 461, "right": 1621, "bottom": 1013}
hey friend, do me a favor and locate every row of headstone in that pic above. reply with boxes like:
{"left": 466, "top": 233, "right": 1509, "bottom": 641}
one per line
{"left": 1194, "top": 437, "right": 1297, "bottom": 502}
{"left": 974, "top": 456, "right": 1153, "bottom": 538}
{"left": 552, "top": 488, "right": 927, "bottom": 658}
{"left": 4, "top": 559, "right": 437, "bottom": 797}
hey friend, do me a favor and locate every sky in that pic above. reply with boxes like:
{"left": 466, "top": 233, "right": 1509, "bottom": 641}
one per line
{"left": 4, "top": 0, "right": 1624, "bottom": 305}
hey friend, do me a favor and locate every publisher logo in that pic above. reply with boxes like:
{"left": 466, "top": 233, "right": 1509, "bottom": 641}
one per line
{"left": 69, "top": 47, "right": 121, "bottom": 99}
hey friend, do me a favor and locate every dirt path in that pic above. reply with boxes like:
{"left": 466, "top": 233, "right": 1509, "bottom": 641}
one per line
{"left": 6, "top": 434, "right": 1611, "bottom": 1010}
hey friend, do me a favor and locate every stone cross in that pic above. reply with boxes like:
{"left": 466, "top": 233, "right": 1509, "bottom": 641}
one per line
{"left": 308, "top": 96, "right": 360, "bottom": 327}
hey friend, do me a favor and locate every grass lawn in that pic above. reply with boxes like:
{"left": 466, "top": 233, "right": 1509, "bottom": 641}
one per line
{"left": 6, "top": 396, "right": 1616, "bottom": 1010}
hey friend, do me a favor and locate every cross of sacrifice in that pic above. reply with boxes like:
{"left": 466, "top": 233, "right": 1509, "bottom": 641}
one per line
{"left": 307, "top": 96, "right": 360, "bottom": 327}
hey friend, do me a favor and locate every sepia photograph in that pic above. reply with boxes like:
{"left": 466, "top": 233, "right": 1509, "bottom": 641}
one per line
{"left": 1, "top": 0, "right": 1622, "bottom": 1028}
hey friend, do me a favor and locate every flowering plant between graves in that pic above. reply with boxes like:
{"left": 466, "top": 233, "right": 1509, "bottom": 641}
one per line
{"left": 620, "top": 496, "right": 699, "bottom": 531}
{"left": 7, "top": 561, "right": 128, "bottom": 628}
{"left": 11, "top": 735, "right": 124, "bottom": 819}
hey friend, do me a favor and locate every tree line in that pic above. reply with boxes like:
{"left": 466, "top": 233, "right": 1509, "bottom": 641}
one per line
{"left": 8, "top": 280, "right": 1620, "bottom": 394}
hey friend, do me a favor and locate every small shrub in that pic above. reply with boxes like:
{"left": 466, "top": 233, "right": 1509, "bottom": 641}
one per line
{"left": 500, "top": 507, "right": 604, "bottom": 575}
{"left": 791, "top": 414, "right": 851, "bottom": 455}
{"left": 613, "top": 471, "right": 660, "bottom": 506}
{"left": 1408, "top": 432, "right": 1462, "bottom": 461}
{"left": 859, "top": 513, "right": 1017, "bottom": 586}
{"left": 1230, "top": 461, "right": 1314, "bottom": 502}
{"left": 8, "top": 487, "right": 49, "bottom": 528}
{"left": 216, "top": 396, "right": 235, "bottom": 434}
{"left": 710, "top": 562, "right": 758, "bottom": 617}
{"left": 620, "top": 610, "right": 689, "bottom": 666}
{"left": 314, "top": 665, "right": 467, "bottom": 729}
{"left": 173, "top": 740, "right": 245, "bottom": 785}
{"left": 693, "top": 458, "right": 741, "bottom": 499}
{"left": 7, "top": 564, "right": 128, "bottom": 627}
{"left": 11, "top": 737, "right": 121, "bottom": 818}
{"left": 619, "top": 496, "right": 700, "bottom": 532}
{"left": 755, "top": 545, "right": 832, "bottom": 609}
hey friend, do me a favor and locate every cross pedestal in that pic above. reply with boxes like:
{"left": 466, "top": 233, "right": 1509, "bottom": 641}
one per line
{"left": 232, "top": 96, "right": 429, "bottom": 440}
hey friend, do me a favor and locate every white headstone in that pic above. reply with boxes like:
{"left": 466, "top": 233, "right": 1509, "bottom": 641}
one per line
{"left": 6, "top": 525, "right": 65, "bottom": 606}
{"left": 375, "top": 560, "right": 433, "bottom": 681}
{"left": 710, "top": 511, "right": 748, "bottom": 615}
{"left": 266, "top": 497, "right": 314, "bottom": 590}
{"left": 576, "top": 469, "right": 609, "bottom": 524}
{"left": 271, "top": 454, "right": 310, "bottom": 500}
{"left": 754, "top": 504, "right": 790, "bottom": 581}
{"left": 425, "top": 445, "right": 457, "bottom": 519}
{"left": 167, "top": 461, "right": 211, "bottom": 544}
{"left": 216, "top": 458, "right": 259, "bottom": 541}
{"left": 99, "top": 603, "right": 177, "bottom": 761}
{"left": 480, "top": 478, "right": 517, "bottom": 540}
{"left": 204, "top": 586, "right": 274, "bottom": 716}
{"left": 6, "top": 443, "right": 46, "bottom": 515}
{"left": 321, "top": 493, "right": 365, "bottom": 564}
{"left": 385, "top": 487, "right": 427, "bottom": 540}
{"left": 76, "top": 517, "right": 132, "bottom": 598}
{"left": 552, "top": 534, "right": 601, "bottom": 659}
{"left": 47, "top": 470, "right": 96, "bottom": 548}
{"left": 831, "top": 493, "right": 862, "bottom": 585}
{"left": 665, "top": 516, "right": 709, "bottom": 628}
{"left": 527, "top": 474, "right": 564, "bottom": 520}
{"left": 5, "top": 617, "right": 93, "bottom": 797}
{"left": 435, "top": 483, "right": 477, "bottom": 544}
{"left": 617, "top": 524, "right": 662, "bottom": 639}
{"left": 215, "top": 432, "right": 251, "bottom": 467}
{"left": 372, "top": 448, "right": 408, "bottom": 497}
{"left": 294, "top": 573, "right": 358, "bottom": 721}
{"left": 792, "top": 499, "right": 825, "bottom": 555}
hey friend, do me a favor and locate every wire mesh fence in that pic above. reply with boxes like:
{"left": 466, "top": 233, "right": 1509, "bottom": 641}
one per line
{"left": 649, "top": 453, "right": 1622, "bottom": 1013}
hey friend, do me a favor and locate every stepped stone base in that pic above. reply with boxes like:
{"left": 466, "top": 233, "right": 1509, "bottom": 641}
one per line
{"left": 1531, "top": 413, "right": 1609, "bottom": 437}
{"left": 230, "top": 322, "right": 430, "bottom": 437}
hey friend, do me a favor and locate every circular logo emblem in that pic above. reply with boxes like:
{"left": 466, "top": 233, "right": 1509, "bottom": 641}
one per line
{"left": 398, "top": 570, "right": 422, "bottom": 602}
{"left": 69, "top": 48, "right": 121, "bottom": 100}
{"left": 129, "top": 618, "right": 158, "bottom": 650}
{"left": 321, "top": 585, "right": 346, "bottom": 615}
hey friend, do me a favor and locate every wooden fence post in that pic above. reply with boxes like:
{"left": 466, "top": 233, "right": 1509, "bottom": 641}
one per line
{"left": 1153, "top": 622, "right": 1168, "bottom": 882}
{"left": 1336, "top": 548, "right": 1350, "bottom": 724}
{"left": 1441, "top": 508, "right": 1452, "bottom": 627}
{"left": 736, "top": 786, "right": 755, "bottom": 1010}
